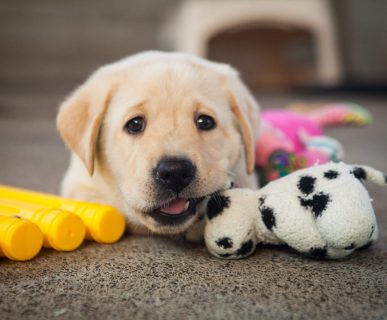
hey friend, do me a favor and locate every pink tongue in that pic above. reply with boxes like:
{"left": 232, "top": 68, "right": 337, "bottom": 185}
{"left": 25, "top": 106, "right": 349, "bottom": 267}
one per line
{"left": 160, "top": 199, "right": 189, "bottom": 215}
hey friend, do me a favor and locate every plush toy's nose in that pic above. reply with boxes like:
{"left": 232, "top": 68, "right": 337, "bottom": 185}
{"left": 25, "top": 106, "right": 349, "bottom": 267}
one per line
{"left": 155, "top": 157, "right": 196, "bottom": 193}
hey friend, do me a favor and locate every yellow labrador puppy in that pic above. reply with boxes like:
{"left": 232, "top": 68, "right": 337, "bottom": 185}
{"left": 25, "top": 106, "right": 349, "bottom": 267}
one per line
{"left": 57, "top": 51, "right": 259, "bottom": 237}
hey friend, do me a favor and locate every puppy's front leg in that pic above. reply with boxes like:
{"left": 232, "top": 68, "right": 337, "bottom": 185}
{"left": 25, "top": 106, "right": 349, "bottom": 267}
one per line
{"left": 183, "top": 199, "right": 209, "bottom": 243}
{"left": 184, "top": 218, "right": 205, "bottom": 243}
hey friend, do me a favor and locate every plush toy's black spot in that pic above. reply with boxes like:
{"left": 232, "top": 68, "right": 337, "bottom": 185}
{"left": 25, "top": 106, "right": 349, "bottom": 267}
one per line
{"left": 215, "top": 237, "right": 233, "bottom": 249}
{"left": 297, "top": 176, "right": 316, "bottom": 195}
{"left": 369, "top": 225, "right": 375, "bottom": 239}
{"left": 236, "top": 240, "right": 254, "bottom": 256}
{"left": 206, "top": 194, "right": 230, "bottom": 220}
{"left": 351, "top": 167, "right": 366, "bottom": 180}
{"left": 219, "top": 253, "right": 232, "bottom": 258}
{"left": 344, "top": 243, "right": 355, "bottom": 250}
{"left": 261, "top": 207, "right": 276, "bottom": 230}
{"left": 299, "top": 192, "right": 330, "bottom": 217}
{"left": 309, "top": 246, "right": 327, "bottom": 258}
{"left": 384, "top": 175, "right": 387, "bottom": 184}
{"left": 324, "top": 170, "right": 339, "bottom": 180}
{"left": 258, "top": 196, "right": 266, "bottom": 206}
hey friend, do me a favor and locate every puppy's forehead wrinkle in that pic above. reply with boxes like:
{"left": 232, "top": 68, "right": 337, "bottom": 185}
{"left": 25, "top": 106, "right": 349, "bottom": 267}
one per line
{"left": 139, "top": 65, "right": 226, "bottom": 110}
{"left": 140, "top": 63, "right": 199, "bottom": 95}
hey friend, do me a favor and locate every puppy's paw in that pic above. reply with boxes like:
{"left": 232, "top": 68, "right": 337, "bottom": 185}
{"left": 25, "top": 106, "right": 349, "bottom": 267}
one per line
{"left": 183, "top": 217, "right": 205, "bottom": 243}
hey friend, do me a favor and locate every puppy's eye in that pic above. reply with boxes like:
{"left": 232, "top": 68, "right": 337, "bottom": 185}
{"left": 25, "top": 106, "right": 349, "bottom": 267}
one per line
{"left": 124, "top": 116, "right": 145, "bottom": 134}
{"left": 196, "top": 115, "right": 216, "bottom": 131}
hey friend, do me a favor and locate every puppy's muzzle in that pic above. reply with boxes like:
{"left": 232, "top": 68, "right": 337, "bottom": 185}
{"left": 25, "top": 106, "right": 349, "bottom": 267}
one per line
{"left": 155, "top": 157, "right": 196, "bottom": 193}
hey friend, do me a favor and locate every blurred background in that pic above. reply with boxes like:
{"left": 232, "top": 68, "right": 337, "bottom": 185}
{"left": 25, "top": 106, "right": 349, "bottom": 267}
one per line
{"left": 0, "top": 0, "right": 386, "bottom": 193}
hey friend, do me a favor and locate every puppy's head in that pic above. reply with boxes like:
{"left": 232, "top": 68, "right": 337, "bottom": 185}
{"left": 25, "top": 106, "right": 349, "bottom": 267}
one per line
{"left": 57, "top": 52, "right": 259, "bottom": 234}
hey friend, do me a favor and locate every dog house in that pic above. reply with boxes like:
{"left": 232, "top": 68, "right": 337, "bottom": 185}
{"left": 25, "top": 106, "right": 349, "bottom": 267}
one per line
{"left": 160, "top": 0, "right": 342, "bottom": 89}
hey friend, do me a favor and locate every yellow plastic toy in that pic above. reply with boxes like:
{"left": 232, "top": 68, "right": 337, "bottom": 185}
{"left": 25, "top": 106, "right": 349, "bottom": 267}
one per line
{"left": 0, "top": 199, "right": 85, "bottom": 251}
{"left": 0, "top": 215, "right": 43, "bottom": 261}
{"left": 0, "top": 185, "right": 125, "bottom": 244}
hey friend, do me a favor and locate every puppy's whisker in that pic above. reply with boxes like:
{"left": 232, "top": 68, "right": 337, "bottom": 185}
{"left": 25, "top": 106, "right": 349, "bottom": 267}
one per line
{"left": 227, "top": 170, "right": 236, "bottom": 178}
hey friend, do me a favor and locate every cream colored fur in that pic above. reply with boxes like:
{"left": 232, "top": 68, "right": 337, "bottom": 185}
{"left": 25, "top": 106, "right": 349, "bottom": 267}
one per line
{"left": 57, "top": 51, "right": 260, "bottom": 235}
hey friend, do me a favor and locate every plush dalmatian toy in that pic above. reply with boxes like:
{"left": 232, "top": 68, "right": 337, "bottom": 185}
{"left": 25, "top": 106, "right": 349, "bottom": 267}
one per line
{"left": 204, "top": 162, "right": 386, "bottom": 259}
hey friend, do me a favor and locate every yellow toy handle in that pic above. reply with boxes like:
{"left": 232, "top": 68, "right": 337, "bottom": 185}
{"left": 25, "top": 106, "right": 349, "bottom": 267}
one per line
{"left": 0, "top": 185, "right": 125, "bottom": 244}
{"left": 0, "top": 215, "right": 43, "bottom": 261}
{"left": 0, "top": 199, "right": 85, "bottom": 251}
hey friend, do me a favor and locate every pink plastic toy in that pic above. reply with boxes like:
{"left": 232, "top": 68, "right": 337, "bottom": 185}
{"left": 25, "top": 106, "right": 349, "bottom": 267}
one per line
{"left": 256, "top": 103, "right": 372, "bottom": 184}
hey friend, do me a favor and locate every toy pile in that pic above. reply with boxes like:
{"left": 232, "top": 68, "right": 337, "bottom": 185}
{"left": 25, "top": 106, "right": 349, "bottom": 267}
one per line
{"left": 0, "top": 185, "right": 125, "bottom": 261}
{"left": 0, "top": 101, "right": 381, "bottom": 262}
{"left": 205, "top": 162, "right": 386, "bottom": 260}
{"left": 203, "top": 102, "right": 384, "bottom": 260}
{"left": 256, "top": 102, "right": 372, "bottom": 185}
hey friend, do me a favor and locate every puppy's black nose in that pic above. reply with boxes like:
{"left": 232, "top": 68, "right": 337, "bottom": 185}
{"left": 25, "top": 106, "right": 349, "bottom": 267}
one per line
{"left": 155, "top": 158, "right": 196, "bottom": 193}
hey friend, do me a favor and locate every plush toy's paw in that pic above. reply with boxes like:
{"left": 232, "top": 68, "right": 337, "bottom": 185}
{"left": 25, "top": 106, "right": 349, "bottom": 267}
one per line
{"left": 207, "top": 236, "right": 257, "bottom": 260}
{"left": 204, "top": 190, "right": 258, "bottom": 259}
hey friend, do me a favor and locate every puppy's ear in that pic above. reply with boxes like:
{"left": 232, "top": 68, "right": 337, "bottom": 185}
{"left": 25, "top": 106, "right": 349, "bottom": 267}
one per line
{"left": 221, "top": 68, "right": 260, "bottom": 174}
{"left": 56, "top": 70, "right": 117, "bottom": 175}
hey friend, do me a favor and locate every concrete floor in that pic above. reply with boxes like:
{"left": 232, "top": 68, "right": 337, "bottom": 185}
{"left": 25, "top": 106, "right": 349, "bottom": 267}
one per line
{"left": 0, "top": 89, "right": 386, "bottom": 319}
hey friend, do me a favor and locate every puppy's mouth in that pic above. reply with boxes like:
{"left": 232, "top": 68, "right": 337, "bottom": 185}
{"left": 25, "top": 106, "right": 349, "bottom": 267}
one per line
{"left": 147, "top": 197, "right": 204, "bottom": 226}
{"left": 159, "top": 198, "right": 191, "bottom": 215}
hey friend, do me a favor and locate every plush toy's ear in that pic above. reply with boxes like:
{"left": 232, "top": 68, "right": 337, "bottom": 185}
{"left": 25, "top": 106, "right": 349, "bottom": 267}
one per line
{"left": 350, "top": 164, "right": 387, "bottom": 186}
{"left": 56, "top": 70, "right": 118, "bottom": 176}
{"left": 221, "top": 69, "right": 260, "bottom": 174}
